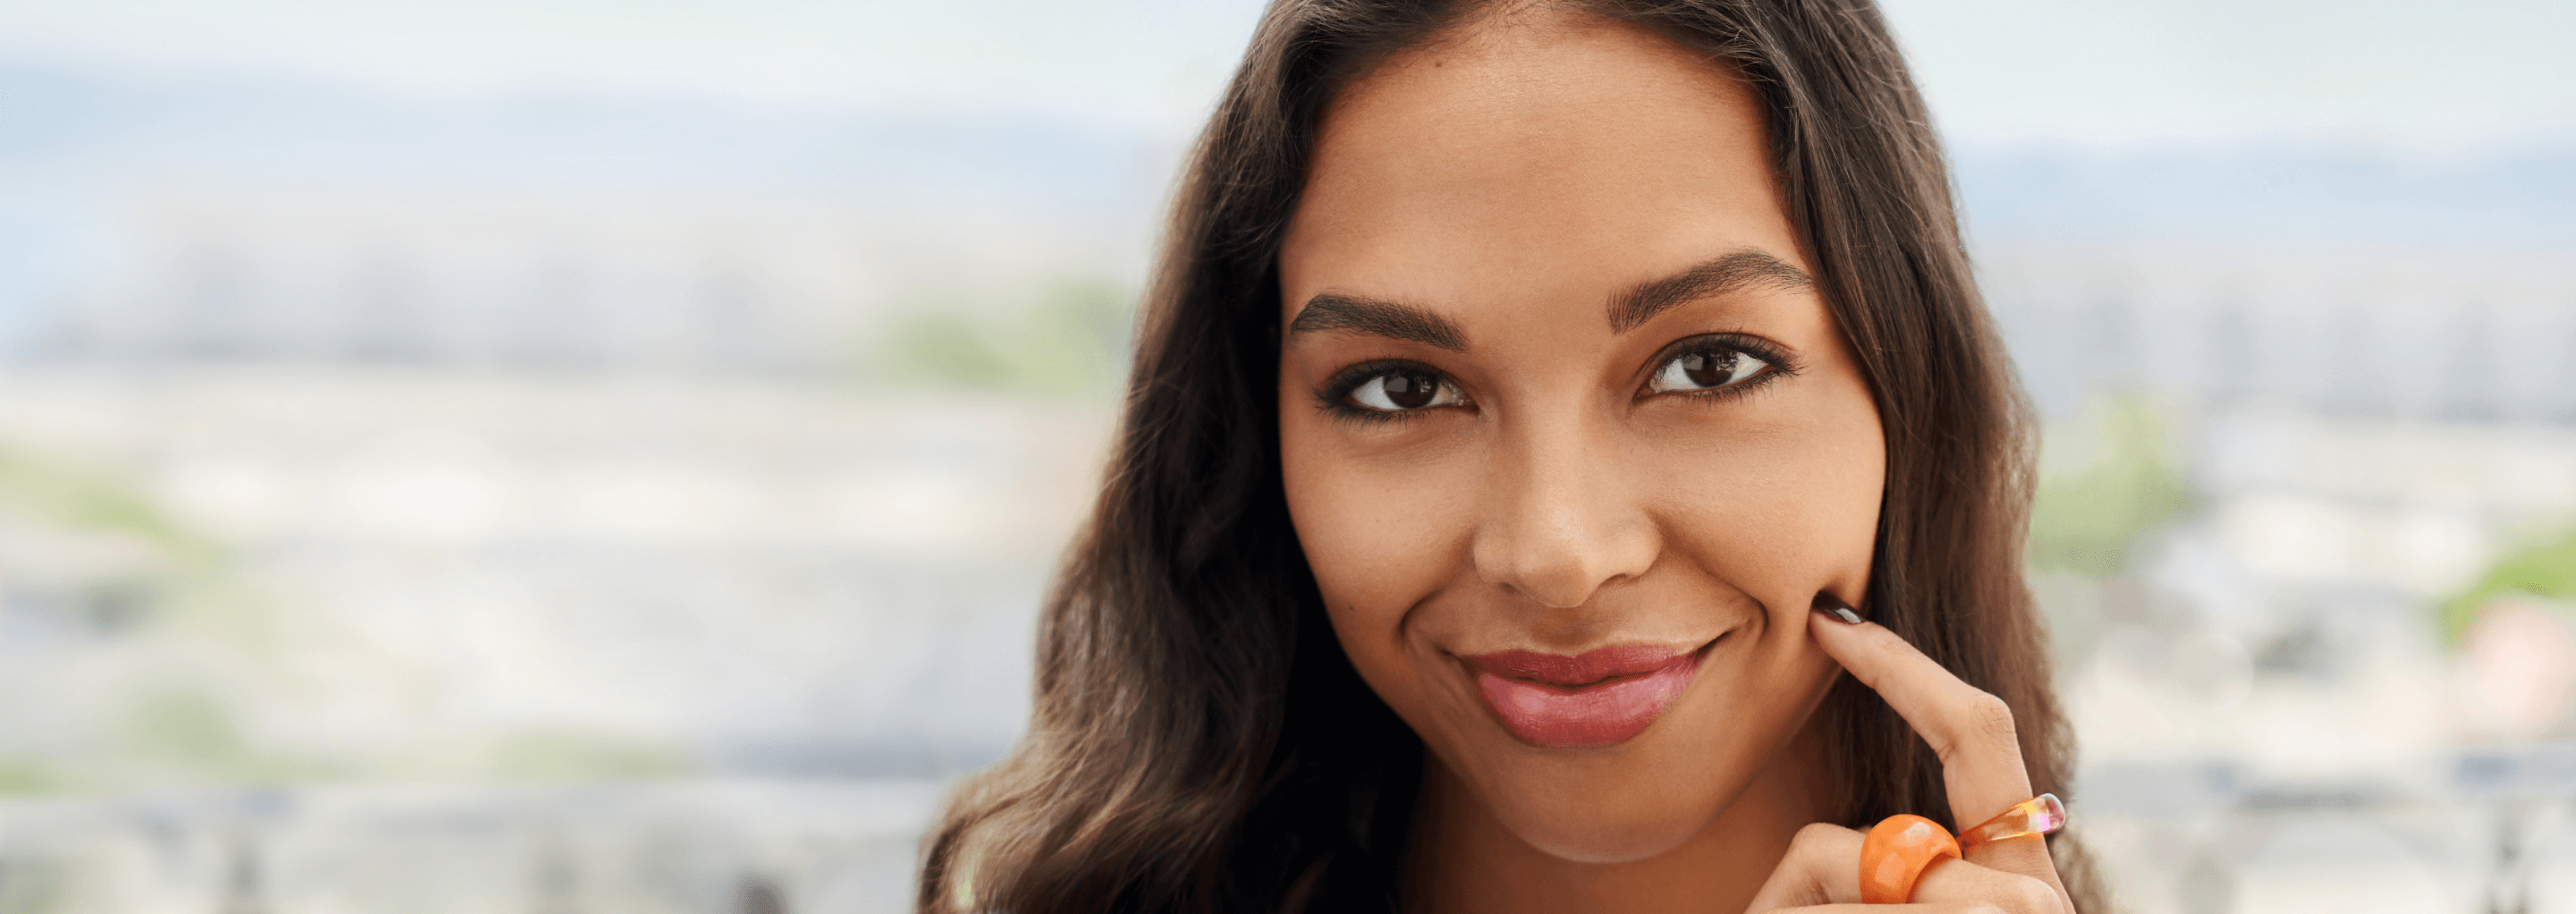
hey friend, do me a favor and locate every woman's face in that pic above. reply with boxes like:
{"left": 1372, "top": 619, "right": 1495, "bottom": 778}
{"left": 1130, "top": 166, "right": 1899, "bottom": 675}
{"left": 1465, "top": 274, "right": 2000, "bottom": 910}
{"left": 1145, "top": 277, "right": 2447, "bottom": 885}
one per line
{"left": 1277, "top": 14, "right": 1885, "bottom": 864}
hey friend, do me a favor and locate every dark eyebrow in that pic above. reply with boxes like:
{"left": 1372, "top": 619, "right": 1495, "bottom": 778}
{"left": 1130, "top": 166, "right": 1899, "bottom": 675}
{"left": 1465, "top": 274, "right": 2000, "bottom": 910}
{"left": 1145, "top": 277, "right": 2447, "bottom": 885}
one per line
{"left": 1607, "top": 250, "right": 1814, "bottom": 334}
{"left": 1286, "top": 293, "right": 1469, "bottom": 352}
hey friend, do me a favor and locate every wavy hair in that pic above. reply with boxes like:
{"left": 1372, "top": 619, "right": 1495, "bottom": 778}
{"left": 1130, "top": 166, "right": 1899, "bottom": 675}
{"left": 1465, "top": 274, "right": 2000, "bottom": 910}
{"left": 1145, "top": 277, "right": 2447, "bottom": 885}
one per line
{"left": 919, "top": 1, "right": 2101, "bottom": 910}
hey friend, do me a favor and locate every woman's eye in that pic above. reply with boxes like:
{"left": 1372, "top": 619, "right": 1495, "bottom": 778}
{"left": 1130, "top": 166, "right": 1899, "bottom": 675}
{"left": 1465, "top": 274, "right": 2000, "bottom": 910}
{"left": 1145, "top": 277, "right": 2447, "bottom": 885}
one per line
{"left": 1648, "top": 348, "right": 1772, "bottom": 394}
{"left": 1345, "top": 368, "right": 1462, "bottom": 411}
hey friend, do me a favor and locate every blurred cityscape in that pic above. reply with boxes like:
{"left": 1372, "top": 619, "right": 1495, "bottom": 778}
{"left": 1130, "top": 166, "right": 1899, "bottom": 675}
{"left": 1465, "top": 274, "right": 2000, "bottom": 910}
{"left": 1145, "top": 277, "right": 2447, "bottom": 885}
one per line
{"left": 0, "top": 2, "right": 2572, "bottom": 912}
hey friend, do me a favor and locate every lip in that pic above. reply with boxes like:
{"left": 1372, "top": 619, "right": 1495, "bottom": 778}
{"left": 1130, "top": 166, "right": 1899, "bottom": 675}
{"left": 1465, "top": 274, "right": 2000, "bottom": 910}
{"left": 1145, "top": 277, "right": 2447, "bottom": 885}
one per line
{"left": 1466, "top": 643, "right": 1708, "bottom": 748}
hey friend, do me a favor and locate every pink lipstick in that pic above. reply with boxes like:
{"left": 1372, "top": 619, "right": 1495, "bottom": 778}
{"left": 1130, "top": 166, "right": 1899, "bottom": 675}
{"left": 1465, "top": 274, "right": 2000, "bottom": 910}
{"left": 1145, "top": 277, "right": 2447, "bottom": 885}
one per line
{"left": 1468, "top": 645, "right": 1703, "bottom": 747}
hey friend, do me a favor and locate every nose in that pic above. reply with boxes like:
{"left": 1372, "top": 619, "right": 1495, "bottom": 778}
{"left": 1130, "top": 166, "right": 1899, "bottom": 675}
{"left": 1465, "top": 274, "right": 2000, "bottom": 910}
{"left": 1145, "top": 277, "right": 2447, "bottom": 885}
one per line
{"left": 1469, "top": 410, "right": 1660, "bottom": 611}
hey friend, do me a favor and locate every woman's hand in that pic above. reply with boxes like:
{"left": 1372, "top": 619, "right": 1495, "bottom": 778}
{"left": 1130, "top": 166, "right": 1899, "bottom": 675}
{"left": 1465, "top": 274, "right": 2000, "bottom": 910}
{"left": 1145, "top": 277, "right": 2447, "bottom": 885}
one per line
{"left": 1743, "top": 612, "right": 2076, "bottom": 913}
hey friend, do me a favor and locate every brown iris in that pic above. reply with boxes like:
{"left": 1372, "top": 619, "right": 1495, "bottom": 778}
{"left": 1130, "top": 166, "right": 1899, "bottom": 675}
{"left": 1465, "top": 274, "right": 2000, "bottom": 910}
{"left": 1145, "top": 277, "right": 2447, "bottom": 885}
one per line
{"left": 1679, "top": 351, "right": 1738, "bottom": 388}
{"left": 1377, "top": 370, "right": 1441, "bottom": 409}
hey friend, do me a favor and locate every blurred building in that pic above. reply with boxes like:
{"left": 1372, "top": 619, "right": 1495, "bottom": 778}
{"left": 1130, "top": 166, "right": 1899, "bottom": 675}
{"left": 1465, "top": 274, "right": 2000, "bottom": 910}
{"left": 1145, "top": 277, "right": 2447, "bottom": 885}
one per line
{"left": 26, "top": 188, "right": 873, "bottom": 372}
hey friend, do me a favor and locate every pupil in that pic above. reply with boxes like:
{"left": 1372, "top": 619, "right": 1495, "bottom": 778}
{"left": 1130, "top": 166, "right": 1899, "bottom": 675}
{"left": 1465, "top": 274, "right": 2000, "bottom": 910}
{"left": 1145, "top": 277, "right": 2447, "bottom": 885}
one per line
{"left": 1382, "top": 372, "right": 1437, "bottom": 409}
{"left": 1682, "top": 351, "right": 1734, "bottom": 387}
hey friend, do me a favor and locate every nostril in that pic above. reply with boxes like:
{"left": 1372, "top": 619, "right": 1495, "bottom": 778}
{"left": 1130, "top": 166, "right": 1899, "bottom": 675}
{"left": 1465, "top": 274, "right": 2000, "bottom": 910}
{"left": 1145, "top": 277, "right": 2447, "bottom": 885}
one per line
{"left": 1472, "top": 521, "right": 1661, "bottom": 611}
{"left": 1494, "top": 563, "right": 1608, "bottom": 611}
{"left": 1468, "top": 461, "right": 1661, "bottom": 611}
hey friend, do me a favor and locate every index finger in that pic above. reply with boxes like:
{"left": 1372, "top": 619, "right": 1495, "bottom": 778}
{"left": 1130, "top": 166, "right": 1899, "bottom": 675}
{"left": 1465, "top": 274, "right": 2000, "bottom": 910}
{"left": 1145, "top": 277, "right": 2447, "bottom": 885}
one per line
{"left": 1807, "top": 607, "right": 2072, "bottom": 910}
{"left": 1807, "top": 608, "right": 2032, "bottom": 829}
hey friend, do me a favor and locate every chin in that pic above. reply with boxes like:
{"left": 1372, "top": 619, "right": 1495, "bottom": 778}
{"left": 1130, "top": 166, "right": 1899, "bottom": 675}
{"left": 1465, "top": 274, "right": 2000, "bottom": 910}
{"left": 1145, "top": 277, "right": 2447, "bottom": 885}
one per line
{"left": 1456, "top": 739, "right": 1755, "bottom": 864}
{"left": 1503, "top": 801, "right": 1712, "bottom": 864}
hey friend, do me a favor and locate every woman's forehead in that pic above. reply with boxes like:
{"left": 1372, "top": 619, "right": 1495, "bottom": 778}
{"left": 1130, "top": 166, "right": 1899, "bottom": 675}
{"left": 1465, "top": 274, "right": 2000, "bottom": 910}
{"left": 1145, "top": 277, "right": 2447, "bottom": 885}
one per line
{"left": 1282, "top": 11, "right": 1801, "bottom": 328}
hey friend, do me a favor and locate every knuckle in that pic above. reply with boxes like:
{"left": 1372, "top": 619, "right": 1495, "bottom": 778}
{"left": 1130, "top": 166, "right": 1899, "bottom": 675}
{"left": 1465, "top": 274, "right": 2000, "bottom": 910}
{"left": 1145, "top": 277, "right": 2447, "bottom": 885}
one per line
{"left": 1952, "top": 690, "right": 2020, "bottom": 750}
{"left": 1789, "top": 822, "right": 1848, "bottom": 855}
{"left": 2003, "top": 874, "right": 2061, "bottom": 914}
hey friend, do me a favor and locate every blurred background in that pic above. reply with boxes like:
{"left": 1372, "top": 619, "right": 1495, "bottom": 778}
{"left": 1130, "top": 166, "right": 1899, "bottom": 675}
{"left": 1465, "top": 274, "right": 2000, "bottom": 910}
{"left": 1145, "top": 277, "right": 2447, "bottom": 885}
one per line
{"left": 0, "top": 1, "right": 2568, "bottom": 911}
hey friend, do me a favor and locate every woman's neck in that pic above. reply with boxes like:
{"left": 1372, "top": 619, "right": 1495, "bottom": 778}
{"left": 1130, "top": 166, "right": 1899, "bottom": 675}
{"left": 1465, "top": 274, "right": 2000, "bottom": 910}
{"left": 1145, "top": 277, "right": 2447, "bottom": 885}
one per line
{"left": 1403, "top": 723, "right": 1832, "bottom": 914}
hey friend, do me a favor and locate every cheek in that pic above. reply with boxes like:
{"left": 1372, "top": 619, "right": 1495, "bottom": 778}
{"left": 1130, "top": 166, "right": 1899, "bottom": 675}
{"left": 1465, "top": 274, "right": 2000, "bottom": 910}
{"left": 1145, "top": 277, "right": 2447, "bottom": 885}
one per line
{"left": 1646, "top": 385, "right": 1885, "bottom": 613}
{"left": 1278, "top": 408, "right": 1488, "bottom": 735}
{"left": 1278, "top": 413, "right": 1477, "bottom": 628}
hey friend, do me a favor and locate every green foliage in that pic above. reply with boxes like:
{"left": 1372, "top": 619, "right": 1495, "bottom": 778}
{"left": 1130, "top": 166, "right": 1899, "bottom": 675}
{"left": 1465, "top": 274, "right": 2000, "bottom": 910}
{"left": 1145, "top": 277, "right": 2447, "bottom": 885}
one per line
{"left": 490, "top": 730, "right": 691, "bottom": 782}
{"left": 0, "top": 446, "right": 218, "bottom": 566}
{"left": 0, "top": 444, "right": 335, "bottom": 789}
{"left": 0, "top": 444, "right": 263, "bottom": 649}
{"left": 888, "top": 312, "right": 1014, "bottom": 389}
{"left": 0, "top": 758, "right": 63, "bottom": 796}
{"left": 2439, "top": 526, "right": 2576, "bottom": 643}
{"left": 0, "top": 444, "right": 707, "bottom": 791}
{"left": 2027, "top": 395, "right": 2196, "bottom": 577}
{"left": 122, "top": 689, "right": 246, "bottom": 765}
{"left": 107, "top": 686, "right": 360, "bottom": 786}
{"left": 877, "top": 276, "right": 1134, "bottom": 397}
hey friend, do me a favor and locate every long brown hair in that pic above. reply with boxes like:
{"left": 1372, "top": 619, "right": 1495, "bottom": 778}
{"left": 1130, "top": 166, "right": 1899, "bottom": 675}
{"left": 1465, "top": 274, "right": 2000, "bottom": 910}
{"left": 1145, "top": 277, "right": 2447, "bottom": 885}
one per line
{"left": 919, "top": 1, "right": 2099, "bottom": 910}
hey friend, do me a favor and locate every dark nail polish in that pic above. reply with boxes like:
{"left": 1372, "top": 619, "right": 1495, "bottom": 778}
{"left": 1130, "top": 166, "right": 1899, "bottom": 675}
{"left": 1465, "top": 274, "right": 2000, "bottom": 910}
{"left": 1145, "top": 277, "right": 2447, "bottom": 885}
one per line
{"left": 1815, "top": 593, "right": 1862, "bottom": 624}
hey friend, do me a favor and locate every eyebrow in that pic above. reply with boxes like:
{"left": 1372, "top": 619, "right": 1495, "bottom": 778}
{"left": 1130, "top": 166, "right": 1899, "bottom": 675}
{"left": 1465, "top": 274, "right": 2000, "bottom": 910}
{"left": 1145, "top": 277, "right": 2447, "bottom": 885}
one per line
{"left": 1285, "top": 249, "right": 1809, "bottom": 350}
{"left": 1286, "top": 293, "right": 1469, "bottom": 352}
{"left": 1606, "top": 250, "right": 1813, "bottom": 334}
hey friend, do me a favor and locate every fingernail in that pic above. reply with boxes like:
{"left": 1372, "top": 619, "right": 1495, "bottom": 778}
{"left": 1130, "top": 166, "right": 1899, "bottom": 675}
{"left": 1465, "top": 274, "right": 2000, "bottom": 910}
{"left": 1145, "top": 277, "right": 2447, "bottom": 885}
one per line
{"left": 1814, "top": 593, "right": 1862, "bottom": 625}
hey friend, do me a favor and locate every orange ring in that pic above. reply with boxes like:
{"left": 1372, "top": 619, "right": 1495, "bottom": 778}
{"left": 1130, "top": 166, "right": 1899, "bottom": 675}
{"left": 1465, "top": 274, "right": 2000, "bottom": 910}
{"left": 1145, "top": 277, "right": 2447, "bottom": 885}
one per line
{"left": 1858, "top": 814, "right": 1961, "bottom": 904}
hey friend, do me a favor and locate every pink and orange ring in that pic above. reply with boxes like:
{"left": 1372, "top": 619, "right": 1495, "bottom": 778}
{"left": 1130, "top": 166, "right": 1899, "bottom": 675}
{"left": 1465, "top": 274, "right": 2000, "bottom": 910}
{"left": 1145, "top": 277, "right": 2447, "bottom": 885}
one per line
{"left": 1858, "top": 794, "right": 2065, "bottom": 904}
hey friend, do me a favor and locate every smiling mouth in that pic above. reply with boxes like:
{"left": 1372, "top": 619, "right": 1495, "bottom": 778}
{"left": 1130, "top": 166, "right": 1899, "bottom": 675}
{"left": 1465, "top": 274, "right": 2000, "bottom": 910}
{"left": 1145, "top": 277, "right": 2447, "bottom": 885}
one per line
{"left": 1465, "top": 639, "right": 1717, "bottom": 748}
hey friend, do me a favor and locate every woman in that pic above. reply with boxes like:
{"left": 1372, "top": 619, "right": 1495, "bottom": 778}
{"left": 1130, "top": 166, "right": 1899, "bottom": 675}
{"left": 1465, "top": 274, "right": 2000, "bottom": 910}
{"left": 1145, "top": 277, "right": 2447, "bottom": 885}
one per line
{"left": 922, "top": 1, "right": 2098, "bottom": 910}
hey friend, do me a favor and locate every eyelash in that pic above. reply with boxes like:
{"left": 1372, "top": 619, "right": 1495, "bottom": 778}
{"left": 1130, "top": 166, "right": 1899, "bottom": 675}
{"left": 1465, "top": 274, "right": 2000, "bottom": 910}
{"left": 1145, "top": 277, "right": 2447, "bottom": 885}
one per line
{"left": 1648, "top": 333, "right": 1801, "bottom": 402}
{"left": 1315, "top": 359, "right": 1446, "bottom": 426}
{"left": 1310, "top": 334, "right": 1801, "bottom": 426}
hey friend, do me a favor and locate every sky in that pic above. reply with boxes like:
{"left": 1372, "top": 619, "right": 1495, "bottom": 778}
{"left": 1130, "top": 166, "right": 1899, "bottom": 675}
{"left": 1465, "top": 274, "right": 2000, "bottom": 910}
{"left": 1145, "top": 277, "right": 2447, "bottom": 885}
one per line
{"left": 1883, "top": 0, "right": 2576, "bottom": 153}
{"left": 2, "top": 0, "right": 2571, "bottom": 154}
